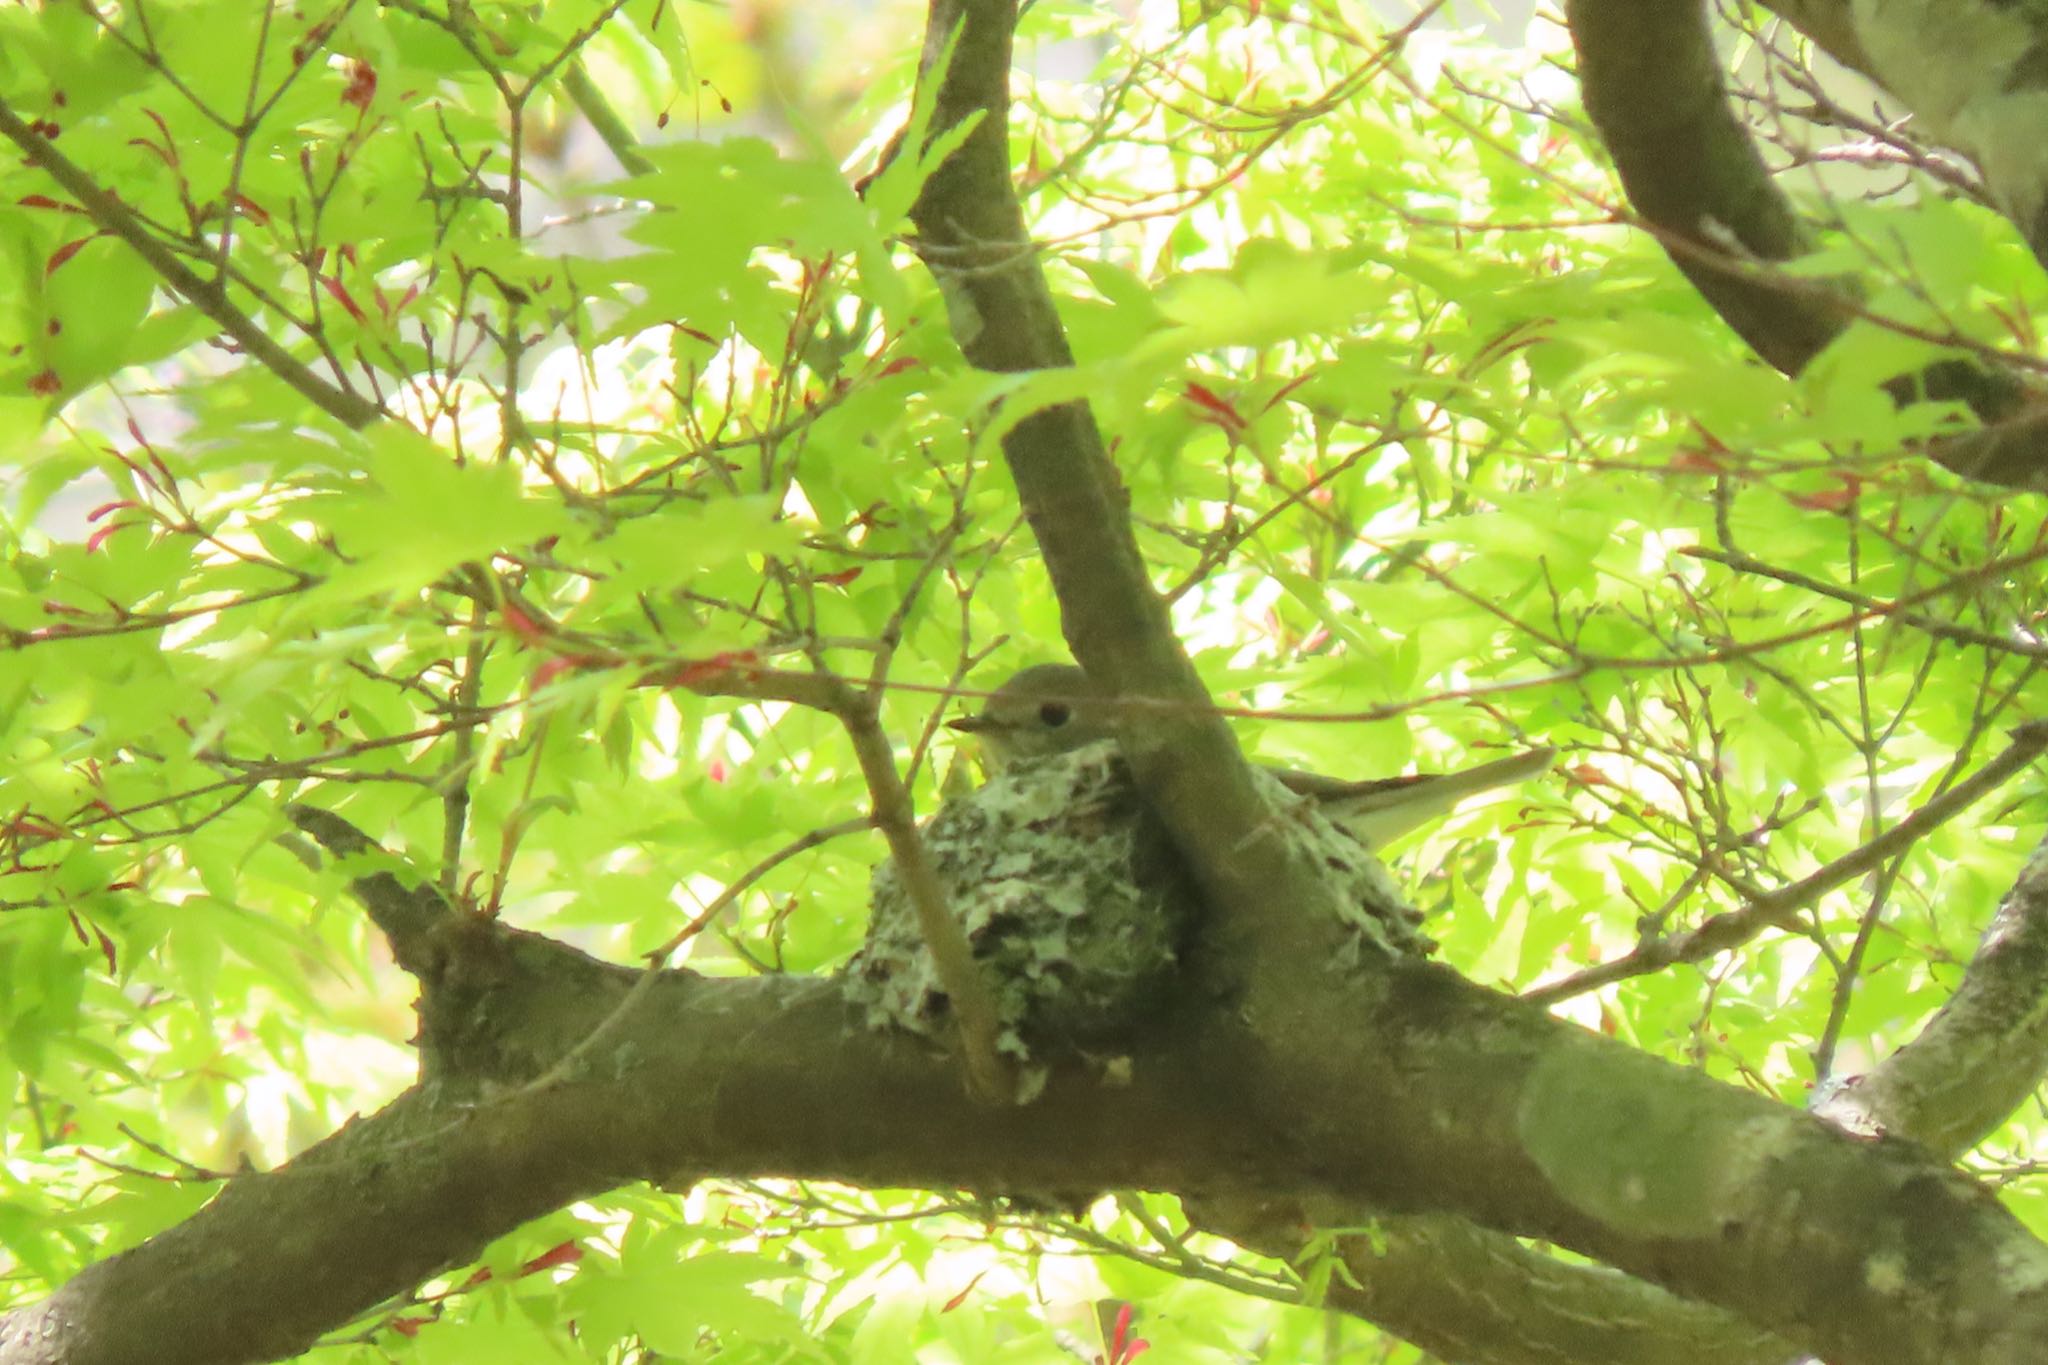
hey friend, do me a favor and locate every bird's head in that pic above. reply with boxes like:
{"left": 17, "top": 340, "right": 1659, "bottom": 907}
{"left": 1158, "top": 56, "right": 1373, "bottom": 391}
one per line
{"left": 947, "top": 663, "right": 1120, "bottom": 766}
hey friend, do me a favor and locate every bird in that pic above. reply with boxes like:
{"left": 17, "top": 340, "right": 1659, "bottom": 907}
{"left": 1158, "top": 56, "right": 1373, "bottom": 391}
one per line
{"left": 947, "top": 663, "right": 1553, "bottom": 850}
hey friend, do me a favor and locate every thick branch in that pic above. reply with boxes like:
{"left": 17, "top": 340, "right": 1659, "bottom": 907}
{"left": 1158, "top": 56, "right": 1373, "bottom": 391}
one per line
{"left": 905, "top": 0, "right": 1354, "bottom": 1009}
{"left": 1568, "top": 0, "right": 1830, "bottom": 374}
{"left": 1565, "top": 0, "right": 2048, "bottom": 491}
{"left": 0, "top": 944, "right": 1251, "bottom": 1365}
{"left": 1817, "top": 829, "right": 2048, "bottom": 1156}
{"left": 1192, "top": 1201, "right": 1786, "bottom": 1365}
{"left": 6, "top": 878, "right": 2048, "bottom": 1365}
{"left": 1842, "top": 0, "right": 2048, "bottom": 266}
{"left": 1213, "top": 808, "right": 2048, "bottom": 1365}
{"left": 1754, "top": 0, "right": 1874, "bottom": 80}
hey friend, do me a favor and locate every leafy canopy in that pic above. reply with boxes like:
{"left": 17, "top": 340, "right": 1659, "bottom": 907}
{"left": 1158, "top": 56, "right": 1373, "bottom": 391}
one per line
{"left": 1, "top": 0, "right": 2045, "bottom": 1358}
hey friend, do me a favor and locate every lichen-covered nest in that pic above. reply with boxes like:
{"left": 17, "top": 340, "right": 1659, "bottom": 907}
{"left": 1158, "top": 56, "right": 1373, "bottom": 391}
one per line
{"left": 844, "top": 742, "right": 1432, "bottom": 1060}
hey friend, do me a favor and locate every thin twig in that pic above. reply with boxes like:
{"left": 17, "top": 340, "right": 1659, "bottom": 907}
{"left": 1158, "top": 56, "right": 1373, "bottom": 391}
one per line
{"left": 834, "top": 691, "right": 1014, "bottom": 1104}
{"left": 0, "top": 96, "right": 384, "bottom": 429}
{"left": 1526, "top": 720, "right": 2048, "bottom": 1004}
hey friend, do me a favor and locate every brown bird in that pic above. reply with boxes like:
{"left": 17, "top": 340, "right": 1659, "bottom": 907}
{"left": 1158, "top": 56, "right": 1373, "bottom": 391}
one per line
{"left": 948, "top": 663, "right": 1553, "bottom": 850}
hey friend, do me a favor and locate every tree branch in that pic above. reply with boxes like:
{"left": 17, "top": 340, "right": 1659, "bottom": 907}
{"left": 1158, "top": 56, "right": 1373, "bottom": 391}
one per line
{"left": 1525, "top": 719, "right": 2048, "bottom": 1003}
{"left": 0, "top": 95, "right": 386, "bottom": 431}
{"left": 1565, "top": 0, "right": 2048, "bottom": 491}
{"left": 905, "top": 0, "right": 1358, "bottom": 1015}
{"left": 7, "top": 865, "right": 2048, "bottom": 1365}
{"left": 1817, "top": 828, "right": 2048, "bottom": 1157}
{"left": 1190, "top": 1200, "right": 1790, "bottom": 1365}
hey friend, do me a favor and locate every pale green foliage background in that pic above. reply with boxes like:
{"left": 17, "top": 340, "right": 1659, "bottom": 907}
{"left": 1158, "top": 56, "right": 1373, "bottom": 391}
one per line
{"left": 1, "top": 0, "right": 2045, "bottom": 1359}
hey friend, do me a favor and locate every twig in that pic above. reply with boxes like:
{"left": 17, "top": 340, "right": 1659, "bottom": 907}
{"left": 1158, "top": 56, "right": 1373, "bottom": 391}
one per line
{"left": 438, "top": 599, "right": 492, "bottom": 894}
{"left": 835, "top": 692, "right": 1015, "bottom": 1103}
{"left": 0, "top": 96, "right": 384, "bottom": 430}
{"left": 560, "top": 60, "right": 654, "bottom": 177}
{"left": 1525, "top": 720, "right": 2048, "bottom": 1004}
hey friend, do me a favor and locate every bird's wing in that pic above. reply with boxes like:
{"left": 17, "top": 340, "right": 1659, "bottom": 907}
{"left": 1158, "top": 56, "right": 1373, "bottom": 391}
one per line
{"left": 1271, "top": 747, "right": 1556, "bottom": 847}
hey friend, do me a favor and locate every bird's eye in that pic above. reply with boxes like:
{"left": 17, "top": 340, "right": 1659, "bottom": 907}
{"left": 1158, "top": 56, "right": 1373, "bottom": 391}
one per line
{"left": 1038, "top": 701, "right": 1071, "bottom": 728}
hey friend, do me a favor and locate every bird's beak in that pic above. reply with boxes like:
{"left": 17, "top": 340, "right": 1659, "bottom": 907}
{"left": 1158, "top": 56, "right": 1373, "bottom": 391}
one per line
{"left": 947, "top": 714, "right": 992, "bottom": 734}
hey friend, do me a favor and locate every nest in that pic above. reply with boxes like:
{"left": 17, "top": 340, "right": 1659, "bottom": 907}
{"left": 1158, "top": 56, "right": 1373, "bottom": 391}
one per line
{"left": 844, "top": 742, "right": 1432, "bottom": 1061}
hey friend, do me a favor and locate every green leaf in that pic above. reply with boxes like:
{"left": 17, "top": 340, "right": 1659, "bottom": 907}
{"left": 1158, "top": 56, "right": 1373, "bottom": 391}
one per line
{"left": 308, "top": 427, "right": 563, "bottom": 606}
